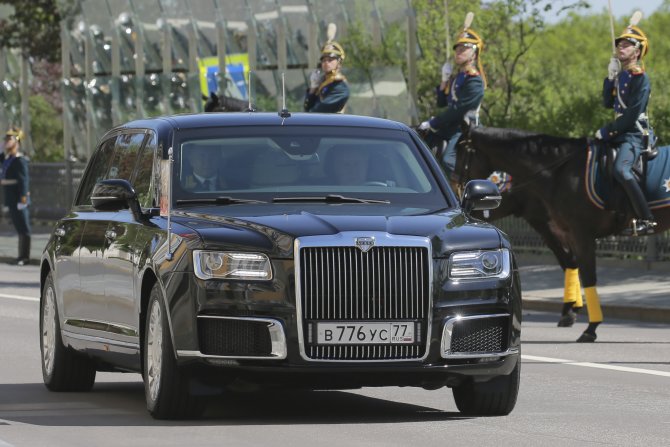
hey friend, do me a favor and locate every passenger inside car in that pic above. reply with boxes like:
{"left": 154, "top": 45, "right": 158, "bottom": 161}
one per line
{"left": 181, "top": 145, "right": 226, "bottom": 192}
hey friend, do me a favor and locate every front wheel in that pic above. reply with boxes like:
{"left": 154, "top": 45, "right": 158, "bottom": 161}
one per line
{"left": 40, "top": 272, "right": 96, "bottom": 391}
{"left": 452, "top": 354, "right": 521, "bottom": 416}
{"left": 144, "top": 283, "right": 202, "bottom": 419}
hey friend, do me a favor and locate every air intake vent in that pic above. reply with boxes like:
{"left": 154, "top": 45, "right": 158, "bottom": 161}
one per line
{"left": 449, "top": 315, "right": 508, "bottom": 354}
{"left": 198, "top": 318, "right": 272, "bottom": 357}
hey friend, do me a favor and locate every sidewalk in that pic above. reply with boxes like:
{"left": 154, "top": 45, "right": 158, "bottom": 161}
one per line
{"left": 0, "top": 223, "right": 668, "bottom": 324}
{"left": 517, "top": 254, "right": 670, "bottom": 324}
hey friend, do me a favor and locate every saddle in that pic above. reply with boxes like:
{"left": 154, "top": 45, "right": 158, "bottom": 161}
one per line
{"left": 586, "top": 140, "right": 670, "bottom": 212}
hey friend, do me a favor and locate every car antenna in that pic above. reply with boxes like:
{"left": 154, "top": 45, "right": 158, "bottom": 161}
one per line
{"left": 166, "top": 147, "right": 174, "bottom": 261}
{"left": 246, "top": 70, "right": 256, "bottom": 112}
{"left": 279, "top": 72, "right": 291, "bottom": 120}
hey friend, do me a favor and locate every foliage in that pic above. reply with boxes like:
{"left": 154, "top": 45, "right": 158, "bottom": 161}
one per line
{"left": 28, "top": 94, "right": 64, "bottom": 162}
{"left": 0, "top": 0, "right": 62, "bottom": 62}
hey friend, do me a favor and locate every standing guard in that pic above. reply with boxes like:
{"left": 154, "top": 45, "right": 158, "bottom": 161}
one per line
{"left": 1, "top": 127, "right": 31, "bottom": 265}
{"left": 419, "top": 13, "right": 486, "bottom": 181}
{"left": 594, "top": 23, "right": 657, "bottom": 235}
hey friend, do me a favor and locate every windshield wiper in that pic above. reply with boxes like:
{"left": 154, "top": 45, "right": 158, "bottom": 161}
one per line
{"left": 272, "top": 194, "right": 390, "bottom": 204}
{"left": 176, "top": 196, "right": 266, "bottom": 205}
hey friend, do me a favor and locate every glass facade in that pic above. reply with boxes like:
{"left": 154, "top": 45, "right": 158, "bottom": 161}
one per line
{"left": 46, "top": 0, "right": 417, "bottom": 160}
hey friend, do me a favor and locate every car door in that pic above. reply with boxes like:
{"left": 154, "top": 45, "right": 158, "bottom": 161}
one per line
{"left": 59, "top": 136, "right": 117, "bottom": 332}
{"left": 103, "top": 131, "right": 152, "bottom": 342}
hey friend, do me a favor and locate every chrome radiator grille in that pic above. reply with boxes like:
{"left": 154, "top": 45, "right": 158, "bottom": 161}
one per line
{"left": 299, "top": 245, "right": 430, "bottom": 361}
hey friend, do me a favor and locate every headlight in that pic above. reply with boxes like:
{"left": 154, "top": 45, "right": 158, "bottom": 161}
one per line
{"left": 448, "top": 249, "right": 510, "bottom": 280}
{"left": 193, "top": 251, "right": 272, "bottom": 280}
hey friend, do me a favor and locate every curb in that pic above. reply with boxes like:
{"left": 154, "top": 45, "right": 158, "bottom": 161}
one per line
{"left": 523, "top": 298, "right": 670, "bottom": 324}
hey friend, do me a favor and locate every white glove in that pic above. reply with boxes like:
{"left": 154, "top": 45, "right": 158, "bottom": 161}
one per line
{"left": 441, "top": 61, "right": 452, "bottom": 82}
{"left": 594, "top": 129, "right": 603, "bottom": 140}
{"left": 309, "top": 69, "right": 321, "bottom": 89}
{"left": 607, "top": 57, "right": 620, "bottom": 80}
{"left": 17, "top": 202, "right": 28, "bottom": 211}
{"left": 418, "top": 120, "right": 432, "bottom": 131}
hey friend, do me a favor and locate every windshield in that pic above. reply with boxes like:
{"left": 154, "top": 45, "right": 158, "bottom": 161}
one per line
{"left": 171, "top": 126, "right": 449, "bottom": 209}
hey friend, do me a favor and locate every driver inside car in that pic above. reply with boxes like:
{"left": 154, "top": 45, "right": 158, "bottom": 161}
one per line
{"left": 327, "top": 145, "right": 371, "bottom": 185}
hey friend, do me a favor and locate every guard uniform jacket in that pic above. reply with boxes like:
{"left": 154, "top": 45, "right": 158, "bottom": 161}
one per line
{"left": 429, "top": 68, "right": 484, "bottom": 138}
{"left": 599, "top": 66, "right": 650, "bottom": 144}
{"left": 304, "top": 72, "right": 350, "bottom": 113}
{"left": 0, "top": 153, "right": 30, "bottom": 207}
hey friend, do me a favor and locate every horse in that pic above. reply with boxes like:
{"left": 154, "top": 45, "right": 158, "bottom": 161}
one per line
{"left": 418, "top": 128, "right": 584, "bottom": 328}
{"left": 203, "top": 92, "right": 252, "bottom": 112}
{"left": 453, "top": 125, "right": 670, "bottom": 342}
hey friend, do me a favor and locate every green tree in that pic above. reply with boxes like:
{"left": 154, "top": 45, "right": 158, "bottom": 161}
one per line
{"left": 0, "top": 0, "right": 62, "bottom": 62}
{"left": 29, "top": 94, "right": 63, "bottom": 162}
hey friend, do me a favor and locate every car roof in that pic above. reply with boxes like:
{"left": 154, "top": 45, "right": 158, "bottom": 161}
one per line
{"left": 116, "top": 112, "right": 411, "bottom": 133}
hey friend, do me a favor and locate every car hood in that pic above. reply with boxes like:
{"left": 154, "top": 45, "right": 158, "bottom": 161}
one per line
{"left": 173, "top": 205, "right": 503, "bottom": 258}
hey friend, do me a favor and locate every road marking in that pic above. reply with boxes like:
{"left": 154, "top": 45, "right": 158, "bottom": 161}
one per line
{"left": 0, "top": 437, "right": 15, "bottom": 446}
{"left": 0, "top": 293, "right": 38, "bottom": 302}
{"left": 523, "top": 354, "right": 670, "bottom": 378}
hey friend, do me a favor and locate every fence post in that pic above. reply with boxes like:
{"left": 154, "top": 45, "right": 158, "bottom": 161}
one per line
{"left": 645, "top": 234, "right": 658, "bottom": 263}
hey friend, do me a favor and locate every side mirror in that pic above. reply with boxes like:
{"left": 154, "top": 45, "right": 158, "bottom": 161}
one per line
{"left": 91, "top": 179, "right": 139, "bottom": 212}
{"left": 461, "top": 179, "right": 501, "bottom": 214}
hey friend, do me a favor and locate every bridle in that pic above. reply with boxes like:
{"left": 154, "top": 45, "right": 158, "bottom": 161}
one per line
{"left": 454, "top": 129, "right": 580, "bottom": 193}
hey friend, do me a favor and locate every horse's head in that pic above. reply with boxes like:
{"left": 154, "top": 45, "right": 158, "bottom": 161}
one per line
{"left": 453, "top": 119, "right": 493, "bottom": 189}
{"left": 203, "top": 92, "right": 252, "bottom": 112}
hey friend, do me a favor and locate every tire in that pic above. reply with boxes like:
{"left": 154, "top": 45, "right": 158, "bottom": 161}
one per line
{"left": 452, "top": 355, "right": 521, "bottom": 416}
{"left": 40, "top": 272, "right": 96, "bottom": 392}
{"left": 144, "top": 283, "right": 202, "bottom": 419}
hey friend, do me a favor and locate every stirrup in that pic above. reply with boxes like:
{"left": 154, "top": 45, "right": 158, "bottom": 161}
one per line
{"left": 621, "top": 219, "right": 657, "bottom": 236}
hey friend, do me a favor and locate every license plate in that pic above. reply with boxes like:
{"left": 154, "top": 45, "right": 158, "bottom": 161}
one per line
{"left": 316, "top": 322, "right": 415, "bottom": 345}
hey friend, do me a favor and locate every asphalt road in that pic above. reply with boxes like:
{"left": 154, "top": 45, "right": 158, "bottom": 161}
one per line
{"left": 1, "top": 263, "right": 669, "bottom": 446}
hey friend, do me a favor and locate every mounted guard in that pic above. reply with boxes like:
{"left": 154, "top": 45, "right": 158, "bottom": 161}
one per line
{"left": 419, "top": 12, "right": 486, "bottom": 183}
{"left": 304, "top": 23, "right": 350, "bottom": 114}
{"left": 594, "top": 13, "right": 657, "bottom": 235}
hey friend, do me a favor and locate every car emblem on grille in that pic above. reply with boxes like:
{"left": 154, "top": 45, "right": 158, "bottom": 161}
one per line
{"left": 354, "top": 236, "right": 375, "bottom": 252}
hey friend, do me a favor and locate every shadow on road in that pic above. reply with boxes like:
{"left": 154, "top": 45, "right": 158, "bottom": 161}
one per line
{"left": 0, "top": 382, "right": 466, "bottom": 426}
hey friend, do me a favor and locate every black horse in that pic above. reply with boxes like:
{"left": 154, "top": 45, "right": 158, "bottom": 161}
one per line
{"left": 453, "top": 125, "right": 670, "bottom": 342}
{"left": 419, "top": 128, "right": 584, "bottom": 328}
{"left": 203, "top": 92, "right": 252, "bottom": 112}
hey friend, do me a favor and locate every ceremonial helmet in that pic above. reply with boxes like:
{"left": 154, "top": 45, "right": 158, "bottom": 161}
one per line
{"left": 320, "top": 41, "right": 345, "bottom": 61}
{"left": 5, "top": 126, "right": 23, "bottom": 142}
{"left": 453, "top": 28, "right": 484, "bottom": 54}
{"left": 615, "top": 25, "right": 649, "bottom": 59}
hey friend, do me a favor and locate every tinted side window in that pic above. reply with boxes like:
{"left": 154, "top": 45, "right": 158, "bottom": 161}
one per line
{"left": 133, "top": 132, "right": 157, "bottom": 208}
{"left": 75, "top": 136, "right": 117, "bottom": 206}
{"left": 108, "top": 133, "right": 147, "bottom": 180}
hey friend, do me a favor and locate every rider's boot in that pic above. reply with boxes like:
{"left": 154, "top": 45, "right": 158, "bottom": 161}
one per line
{"left": 619, "top": 178, "right": 657, "bottom": 236}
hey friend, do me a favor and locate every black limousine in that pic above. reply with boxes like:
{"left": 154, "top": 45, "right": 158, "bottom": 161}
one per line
{"left": 39, "top": 112, "right": 521, "bottom": 419}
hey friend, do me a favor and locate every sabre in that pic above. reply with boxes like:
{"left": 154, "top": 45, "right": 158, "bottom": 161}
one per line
{"left": 444, "top": 0, "right": 451, "bottom": 61}
{"left": 607, "top": 0, "right": 616, "bottom": 55}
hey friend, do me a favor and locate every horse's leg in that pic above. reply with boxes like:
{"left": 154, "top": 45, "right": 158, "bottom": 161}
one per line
{"left": 573, "top": 238, "right": 602, "bottom": 343}
{"left": 526, "top": 218, "right": 583, "bottom": 326}
{"left": 559, "top": 268, "right": 584, "bottom": 327}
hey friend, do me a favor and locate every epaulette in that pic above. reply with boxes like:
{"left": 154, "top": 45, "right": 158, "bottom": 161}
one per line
{"left": 465, "top": 67, "right": 480, "bottom": 76}
{"left": 330, "top": 72, "right": 347, "bottom": 83}
{"left": 629, "top": 65, "right": 645, "bottom": 75}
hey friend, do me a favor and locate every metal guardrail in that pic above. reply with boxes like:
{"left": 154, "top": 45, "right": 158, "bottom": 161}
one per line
{"left": 0, "top": 162, "right": 86, "bottom": 222}
{"left": 1, "top": 162, "right": 668, "bottom": 262}
{"left": 495, "top": 215, "right": 670, "bottom": 262}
